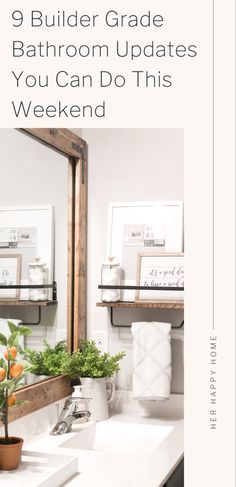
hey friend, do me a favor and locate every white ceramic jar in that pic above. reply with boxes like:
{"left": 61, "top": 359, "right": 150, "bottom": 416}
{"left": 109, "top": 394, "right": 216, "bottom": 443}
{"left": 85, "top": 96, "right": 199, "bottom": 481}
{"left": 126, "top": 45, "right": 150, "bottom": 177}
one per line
{"left": 101, "top": 257, "right": 120, "bottom": 302}
{"left": 28, "top": 258, "right": 48, "bottom": 301}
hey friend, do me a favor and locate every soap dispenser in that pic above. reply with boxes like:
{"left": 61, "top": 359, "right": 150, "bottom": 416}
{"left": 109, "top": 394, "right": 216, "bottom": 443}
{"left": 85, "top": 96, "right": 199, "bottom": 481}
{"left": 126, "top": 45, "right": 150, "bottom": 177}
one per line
{"left": 72, "top": 385, "right": 87, "bottom": 398}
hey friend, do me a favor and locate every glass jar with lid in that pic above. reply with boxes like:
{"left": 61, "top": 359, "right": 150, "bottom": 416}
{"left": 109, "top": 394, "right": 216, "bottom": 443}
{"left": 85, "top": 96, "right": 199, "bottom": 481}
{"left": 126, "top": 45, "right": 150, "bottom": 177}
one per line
{"left": 101, "top": 257, "right": 120, "bottom": 302}
{"left": 28, "top": 257, "right": 48, "bottom": 301}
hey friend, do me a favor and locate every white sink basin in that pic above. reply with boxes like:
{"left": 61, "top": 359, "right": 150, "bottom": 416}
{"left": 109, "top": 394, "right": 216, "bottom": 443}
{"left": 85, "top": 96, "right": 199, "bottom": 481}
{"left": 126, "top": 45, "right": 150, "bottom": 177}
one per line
{"left": 59, "top": 421, "right": 173, "bottom": 454}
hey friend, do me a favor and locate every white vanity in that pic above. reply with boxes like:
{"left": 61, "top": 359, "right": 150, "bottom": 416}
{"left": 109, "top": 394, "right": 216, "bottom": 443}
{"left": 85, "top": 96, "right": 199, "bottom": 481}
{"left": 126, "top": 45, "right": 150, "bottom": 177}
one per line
{"left": 0, "top": 392, "right": 183, "bottom": 487}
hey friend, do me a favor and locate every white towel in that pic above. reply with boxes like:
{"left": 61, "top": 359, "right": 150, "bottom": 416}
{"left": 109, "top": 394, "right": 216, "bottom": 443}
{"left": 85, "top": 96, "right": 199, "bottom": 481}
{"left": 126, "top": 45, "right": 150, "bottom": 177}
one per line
{"left": 131, "top": 322, "right": 171, "bottom": 401}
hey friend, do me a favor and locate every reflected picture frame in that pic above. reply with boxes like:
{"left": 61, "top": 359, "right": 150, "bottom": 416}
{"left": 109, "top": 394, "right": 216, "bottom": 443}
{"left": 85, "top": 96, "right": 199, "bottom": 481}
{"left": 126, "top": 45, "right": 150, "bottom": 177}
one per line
{"left": 0, "top": 254, "right": 21, "bottom": 299}
{"left": 0, "top": 205, "right": 54, "bottom": 300}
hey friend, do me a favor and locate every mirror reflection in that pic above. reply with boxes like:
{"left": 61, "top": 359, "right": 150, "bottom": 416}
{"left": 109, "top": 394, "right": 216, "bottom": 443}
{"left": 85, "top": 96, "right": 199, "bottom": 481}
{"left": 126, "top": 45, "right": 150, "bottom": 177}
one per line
{"left": 0, "top": 129, "right": 69, "bottom": 386}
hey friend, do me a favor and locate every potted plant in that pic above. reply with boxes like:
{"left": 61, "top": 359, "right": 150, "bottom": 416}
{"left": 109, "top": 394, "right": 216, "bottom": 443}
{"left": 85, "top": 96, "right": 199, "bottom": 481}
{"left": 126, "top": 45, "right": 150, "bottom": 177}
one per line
{"left": 25, "top": 340, "right": 68, "bottom": 382}
{"left": 62, "top": 340, "right": 125, "bottom": 421}
{"left": 0, "top": 321, "right": 32, "bottom": 471}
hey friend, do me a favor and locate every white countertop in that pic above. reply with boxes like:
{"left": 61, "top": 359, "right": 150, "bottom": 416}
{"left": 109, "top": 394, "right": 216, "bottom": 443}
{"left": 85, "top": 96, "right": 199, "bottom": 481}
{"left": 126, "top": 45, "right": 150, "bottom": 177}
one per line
{"left": 64, "top": 415, "right": 183, "bottom": 487}
{"left": 23, "top": 392, "right": 184, "bottom": 487}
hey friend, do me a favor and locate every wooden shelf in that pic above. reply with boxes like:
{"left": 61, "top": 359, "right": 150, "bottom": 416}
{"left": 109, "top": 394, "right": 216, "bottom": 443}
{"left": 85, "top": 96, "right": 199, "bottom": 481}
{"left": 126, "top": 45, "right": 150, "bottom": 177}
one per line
{"left": 96, "top": 301, "right": 184, "bottom": 310}
{"left": 0, "top": 300, "right": 57, "bottom": 307}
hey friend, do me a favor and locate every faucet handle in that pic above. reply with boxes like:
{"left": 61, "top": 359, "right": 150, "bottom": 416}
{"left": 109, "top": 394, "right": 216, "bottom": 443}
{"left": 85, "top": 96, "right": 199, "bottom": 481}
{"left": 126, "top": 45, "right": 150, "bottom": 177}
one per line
{"left": 51, "top": 421, "right": 70, "bottom": 435}
{"left": 73, "top": 410, "right": 91, "bottom": 423}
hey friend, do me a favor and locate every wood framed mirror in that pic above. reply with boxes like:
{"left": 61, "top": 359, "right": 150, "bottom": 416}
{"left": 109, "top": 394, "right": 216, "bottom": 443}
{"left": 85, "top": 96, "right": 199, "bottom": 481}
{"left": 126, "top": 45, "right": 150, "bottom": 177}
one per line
{"left": 0, "top": 128, "right": 87, "bottom": 422}
{"left": 21, "top": 128, "right": 88, "bottom": 350}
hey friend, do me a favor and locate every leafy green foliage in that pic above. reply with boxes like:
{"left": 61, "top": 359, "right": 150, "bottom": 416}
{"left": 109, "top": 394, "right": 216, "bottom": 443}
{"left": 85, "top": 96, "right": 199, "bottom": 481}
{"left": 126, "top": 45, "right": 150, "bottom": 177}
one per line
{"left": 0, "top": 358, "right": 6, "bottom": 369}
{"left": 25, "top": 340, "right": 68, "bottom": 376}
{"left": 7, "top": 321, "right": 18, "bottom": 334}
{"left": 25, "top": 339, "right": 125, "bottom": 380}
{"left": 7, "top": 321, "right": 32, "bottom": 337}
{"left": 0, "top": 333, "right": 7, "bottom": 346}
{"left": 61, "top": 340, "right": 125, "bottom": 379}
{"left": 0, "top": 321, "right": 32, "bottom": 440}
{"left": 8, "top": 332, "right": 20, "bottom": 348}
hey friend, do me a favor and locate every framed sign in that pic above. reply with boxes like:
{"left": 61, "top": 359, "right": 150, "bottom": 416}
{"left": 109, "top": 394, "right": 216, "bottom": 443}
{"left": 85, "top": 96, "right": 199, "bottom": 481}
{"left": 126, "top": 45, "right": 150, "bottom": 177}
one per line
{"left": 0, "top": 206, "right": 54, "bottom": 300}
{"left": 0, "top": 254, "right": 21, "bottom": 299}
{"left": 107, "top": 201, "right": 183, "bottom": 301}
{"left": 136, "top": 252, "right": 184, "bottom": 302}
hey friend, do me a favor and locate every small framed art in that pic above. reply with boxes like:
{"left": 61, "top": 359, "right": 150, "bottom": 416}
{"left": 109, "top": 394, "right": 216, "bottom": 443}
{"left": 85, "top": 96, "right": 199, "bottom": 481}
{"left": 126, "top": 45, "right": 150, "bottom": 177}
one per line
{"left": 136, "top": 252, "right": 184, "bottom": 302}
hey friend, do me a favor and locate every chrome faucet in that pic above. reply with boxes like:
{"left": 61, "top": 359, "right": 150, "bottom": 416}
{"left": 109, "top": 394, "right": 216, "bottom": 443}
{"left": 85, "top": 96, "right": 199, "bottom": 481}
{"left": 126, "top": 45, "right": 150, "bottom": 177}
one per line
{"left": 50, "top": 396, "right": 91, "bottom": 435}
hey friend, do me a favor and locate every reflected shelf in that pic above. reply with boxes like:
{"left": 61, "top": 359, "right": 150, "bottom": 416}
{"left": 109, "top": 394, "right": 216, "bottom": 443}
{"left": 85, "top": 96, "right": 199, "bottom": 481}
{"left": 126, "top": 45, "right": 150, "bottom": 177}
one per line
{"left": 0, "top": 300, "right": 57, "bottom": 307}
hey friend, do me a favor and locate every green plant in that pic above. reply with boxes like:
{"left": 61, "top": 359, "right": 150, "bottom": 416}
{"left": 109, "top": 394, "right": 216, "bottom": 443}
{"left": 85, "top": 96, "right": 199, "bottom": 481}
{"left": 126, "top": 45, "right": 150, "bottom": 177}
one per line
{"left": 0, "top": 321, "right": 32, "bottom": 443}
{"left": 25, "top": 340, "right": 68, "bottom": 376}
{"left": 61, "top": 340, "right": 125, "bottom": 379}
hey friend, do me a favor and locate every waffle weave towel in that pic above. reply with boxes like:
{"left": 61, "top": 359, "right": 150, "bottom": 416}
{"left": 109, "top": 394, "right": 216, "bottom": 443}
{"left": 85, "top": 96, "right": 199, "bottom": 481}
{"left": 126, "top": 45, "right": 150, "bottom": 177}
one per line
{"left": 131, "top": 322, "right": 171, "bottom": 401}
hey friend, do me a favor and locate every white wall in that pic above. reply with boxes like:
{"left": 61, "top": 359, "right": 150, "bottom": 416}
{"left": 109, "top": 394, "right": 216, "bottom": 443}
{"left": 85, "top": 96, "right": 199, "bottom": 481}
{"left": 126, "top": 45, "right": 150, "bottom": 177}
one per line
{"left": 0, "top": 129, "right": 68, "bottom": 348}
{"left": 83, "top": 128, "right": 184, "bottom": 393}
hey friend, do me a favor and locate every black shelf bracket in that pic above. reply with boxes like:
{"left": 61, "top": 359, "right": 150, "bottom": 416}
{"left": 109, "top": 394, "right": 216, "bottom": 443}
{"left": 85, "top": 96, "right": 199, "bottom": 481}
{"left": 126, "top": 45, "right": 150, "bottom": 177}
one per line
{"left": 108, "top": 307, "right": 184, "bottom": 329}
{"left": 20, "top": 307, "right": 42, "bottom": 326}
{"left": 98, "top": 284, "right": 184, "bottom": 329}
{"left": 0, "top": 282, "right": 57, "bottom": 326}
